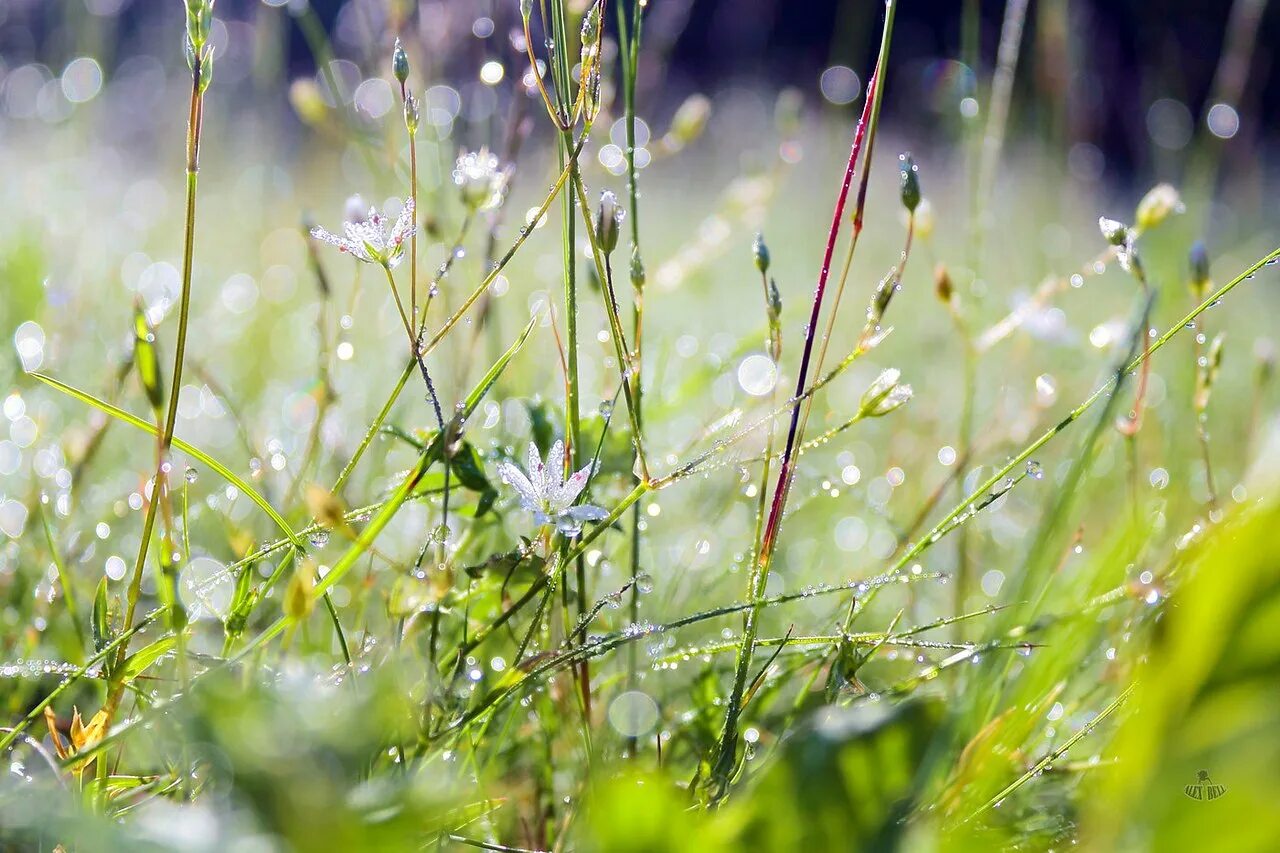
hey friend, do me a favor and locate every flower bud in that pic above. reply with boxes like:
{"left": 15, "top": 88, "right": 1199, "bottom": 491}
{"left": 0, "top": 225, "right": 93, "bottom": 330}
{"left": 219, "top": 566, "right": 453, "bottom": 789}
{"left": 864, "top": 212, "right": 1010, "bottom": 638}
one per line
{"left": 596, "top": 190, "right": 624, "bottom": 256}
{"left": 752, "top": 233, "right": 770, "bottom": 274}
{"left": 580, "top": 2, "right": 601, "bottom": 48}
{"left": 899, "top": 153, "right": 920, "bottom": 213}
{"left": 767, "top": 278, "right": 782, "bottom": 323}
{"left": 289, "top": 79, "right": 328, "bottom": 127}
{"left": 1189, "top": 240, "right": 1210, "bottom": 298}
{"left": 630, "top": 246, "right": 646, "bottom": 292}
{"left": 403, "top": 92, "right": 420, "bottom": 134}
{"left": 132, "top": 300, "right": 164, "bottom": 415}
{"left": 284, "top": 559, "right": 316, "bottom": 620}
{"left": 667, "top": 94, "right": 711, "bottom": 148}
{"left": 520, "top": 0, "right": 533, "bottom": 19}
{"left": 344, "top": 194, "right": 368, "bottom": 224}
{"left": 1098, "top": 217, "right": 1129, "bottom": 247}
{"left": 1135, "top": 183, "right": 1181, "bottom": 232}
{"left": 859, "top": 368, "right": 913, "bottom": 418}
{"left": 913, "top": 198, "right": 935, "bottom": 241}
{"left": 934, "top": 262, "right": 953, "bottom": 304}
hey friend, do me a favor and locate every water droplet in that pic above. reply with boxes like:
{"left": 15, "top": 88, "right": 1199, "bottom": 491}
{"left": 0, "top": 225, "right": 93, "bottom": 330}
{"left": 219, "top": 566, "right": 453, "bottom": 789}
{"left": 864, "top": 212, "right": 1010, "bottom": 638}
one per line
{"left": 1025, "top": 460, "right": 1044, "bottom": 480}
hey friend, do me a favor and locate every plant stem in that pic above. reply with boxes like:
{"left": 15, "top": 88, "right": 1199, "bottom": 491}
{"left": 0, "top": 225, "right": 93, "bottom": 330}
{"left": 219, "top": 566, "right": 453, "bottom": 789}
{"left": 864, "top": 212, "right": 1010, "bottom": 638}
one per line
{"left": 708, "top": 2, "right": 897, "bottom": 798}
{"left": 103, "top": 50, "right": 208, "bottom": 730}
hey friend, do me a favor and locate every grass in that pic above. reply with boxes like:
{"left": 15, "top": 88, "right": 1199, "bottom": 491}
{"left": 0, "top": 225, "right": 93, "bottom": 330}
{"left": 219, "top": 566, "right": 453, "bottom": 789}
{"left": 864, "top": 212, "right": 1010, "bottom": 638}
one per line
{"left": 2, "top": 0, "right": 1280, "bottom": 850}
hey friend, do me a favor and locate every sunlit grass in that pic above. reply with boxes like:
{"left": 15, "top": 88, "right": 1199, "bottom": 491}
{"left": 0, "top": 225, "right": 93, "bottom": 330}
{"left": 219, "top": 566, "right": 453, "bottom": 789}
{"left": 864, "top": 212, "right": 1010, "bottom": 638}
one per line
{"left": 2, "top": 1, "right": 1279, "bottom": 850}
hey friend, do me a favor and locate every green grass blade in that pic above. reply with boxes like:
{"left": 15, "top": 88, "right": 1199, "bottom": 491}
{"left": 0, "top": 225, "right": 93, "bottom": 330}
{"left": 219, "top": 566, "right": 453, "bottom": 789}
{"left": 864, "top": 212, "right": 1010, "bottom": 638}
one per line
{"left": 30, "top": 371, "right": 303, "bottom": 548}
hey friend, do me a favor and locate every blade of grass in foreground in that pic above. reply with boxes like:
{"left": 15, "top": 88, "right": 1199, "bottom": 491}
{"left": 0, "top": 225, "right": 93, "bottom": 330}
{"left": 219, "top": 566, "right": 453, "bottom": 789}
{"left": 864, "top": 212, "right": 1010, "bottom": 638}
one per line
{"left": 30, "top": 371, "right": 303, "bottom": 549}
{"left": 63, "top": 314, "right": 541, "bottom": 769}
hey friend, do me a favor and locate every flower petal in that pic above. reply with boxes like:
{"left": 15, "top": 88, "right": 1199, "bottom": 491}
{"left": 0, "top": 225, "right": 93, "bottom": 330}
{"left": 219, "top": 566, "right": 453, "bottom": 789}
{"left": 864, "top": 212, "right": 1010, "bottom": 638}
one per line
{"left": 551, "top": 465, "right": 591, "bottom": 509}
{"left": 392, "top": 197, "right": 416, "bottom": 246}
{"left": 497, "top": 460, "right": 540, "bottom": 512}
{"left": 546, "top": 440, "right": 566, "bottom": 489}
{"left": 526, "top": 442, "right": 546, "bottom": 496}
{"left": 563, "top": 504, "right": 609, "bottom": 522}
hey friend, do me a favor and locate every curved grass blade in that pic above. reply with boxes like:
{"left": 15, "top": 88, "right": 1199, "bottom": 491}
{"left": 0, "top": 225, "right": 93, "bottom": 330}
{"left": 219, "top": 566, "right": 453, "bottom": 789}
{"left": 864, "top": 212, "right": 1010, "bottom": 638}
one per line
{"left": 30, "top": 372, "right": 303, "bottom": 549}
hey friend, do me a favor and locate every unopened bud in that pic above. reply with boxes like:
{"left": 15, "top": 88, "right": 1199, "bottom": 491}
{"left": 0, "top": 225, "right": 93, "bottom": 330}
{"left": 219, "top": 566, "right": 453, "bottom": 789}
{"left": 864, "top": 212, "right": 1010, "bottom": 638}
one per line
{"left": 1135, "top": 183, "right": 1181, "bottom": 232}
{"left": 1098, "top": 217, "right": 1129, "bottom": 247}
{"left": 344, "top": 194, "right": 368, "bottom": 224}
{"left": 752, "top": 233, "right": 770, "bottom": 274}
{"left": 284, "top": 559, "right": 316, "bottom": 620}
{"left": 289, "top": 79, "right": 328, "bottom": 126}
{"left": 132, "top": 300, "right": 164, "bottom": 414}
{"left": 630, "top": 247, "right": 646, "bottom": 292}
{"left": 520, "top": 0, "right": 533, "bottom": 20}
{"left": 668, "top": 94, "right": 711, "bottom": 147}
{"left": 859, "top": 368, "right": 913, "bottom": 418}
{"left": 767, "top": 278, "right": 782, "bottom": 323}
{"left": 596, "top": 190, "right": 624, "bottom": 256}
{"left": 913, "top": 198, "right": 935, "bottom": 240}
{"left": 1256, "top": 338, "right": 1276, "bottom": 382}
{"left": 403, "top": 92, "right": 420, "bottom": 134}
{"left": 580, "top": 2, "right": 601, "bottom": 48}
{"left": 899, "top": 153, "right": 920, "bottom": 213}
{"left": 1189, "top": 240, "right": 1210, "bottom": 298}
{"left": 392, "top": 38, "right": 410, "bottom": 89}
{"left": 934, "top": 263, "right": 953, "bottom": 304}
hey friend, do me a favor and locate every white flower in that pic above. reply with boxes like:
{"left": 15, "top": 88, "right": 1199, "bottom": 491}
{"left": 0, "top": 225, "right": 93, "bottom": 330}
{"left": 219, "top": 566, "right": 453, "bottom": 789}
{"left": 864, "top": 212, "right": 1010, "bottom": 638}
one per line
{"left": 497, "top": 441, "right": 608, "bottom": 535}
{"left": 453, "top": 147, "right": 511, "bottom": 212}
{"left": 310, "top": 197, "right": 416, "bottom": 268}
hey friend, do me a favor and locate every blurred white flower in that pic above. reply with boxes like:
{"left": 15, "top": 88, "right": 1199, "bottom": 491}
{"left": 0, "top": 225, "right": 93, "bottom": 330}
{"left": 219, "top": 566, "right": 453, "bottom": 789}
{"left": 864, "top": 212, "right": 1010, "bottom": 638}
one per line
{"left": 310, "top": 197, "right": 415, "bottom": 268}
{"left": 453, "top": 147, "right": 511, "bottom": 212}
{"left": 497, "top": 440, "right": 608, "bottom": 535}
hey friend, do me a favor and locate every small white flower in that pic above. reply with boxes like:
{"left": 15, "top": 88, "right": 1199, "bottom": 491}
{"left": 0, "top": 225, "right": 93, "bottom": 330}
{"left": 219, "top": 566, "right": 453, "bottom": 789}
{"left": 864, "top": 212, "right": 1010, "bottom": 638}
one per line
{"left": 310, "top": 197, "right": 416, "bottom": 268}
{"left": 453, "top": 147, "right": 511, "bottom": 212}
{"left": 497, "top": 441, "right": 608, "bottom": 535}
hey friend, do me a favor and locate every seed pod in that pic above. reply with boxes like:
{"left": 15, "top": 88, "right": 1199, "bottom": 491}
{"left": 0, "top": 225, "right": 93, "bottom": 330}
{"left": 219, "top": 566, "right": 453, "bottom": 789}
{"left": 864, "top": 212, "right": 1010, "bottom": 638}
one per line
{"left": 899, "top": 153, "right": 920, "bottom": 213}
{"left": 752, "top": 233, "right": 770, "bottom": 274}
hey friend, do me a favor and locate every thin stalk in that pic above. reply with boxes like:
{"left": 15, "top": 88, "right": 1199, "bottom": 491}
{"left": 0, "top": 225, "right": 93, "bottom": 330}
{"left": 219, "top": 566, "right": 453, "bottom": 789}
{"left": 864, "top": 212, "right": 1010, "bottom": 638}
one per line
{"left": 570, "top": 175, "right": 649, "bottom": 479}
{"left": 710, "top": 1, "right": 896, "bottom": 796}
{"left": 103, "top": 50, "right": 208, "bottom": 730}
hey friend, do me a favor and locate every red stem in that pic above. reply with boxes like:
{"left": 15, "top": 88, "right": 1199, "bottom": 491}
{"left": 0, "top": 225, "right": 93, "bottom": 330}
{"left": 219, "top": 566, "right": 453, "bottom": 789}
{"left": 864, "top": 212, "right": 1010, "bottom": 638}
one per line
{"left": 758, "top": 69, "right": 880, "bottom": 557}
